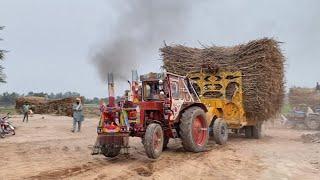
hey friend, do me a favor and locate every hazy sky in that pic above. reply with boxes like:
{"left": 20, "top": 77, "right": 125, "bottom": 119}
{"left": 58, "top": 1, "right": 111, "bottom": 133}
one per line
{"left": 0, "top": 0, "right": 319, "bottom": 98}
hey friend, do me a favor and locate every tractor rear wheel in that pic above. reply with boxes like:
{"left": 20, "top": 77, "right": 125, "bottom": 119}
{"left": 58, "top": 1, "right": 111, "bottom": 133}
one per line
{"left": 305, "top": 114, "right": 320, "bottom": 130}
{"left": 180, "top": 107, "right": 208, "bottom": 152}
{"left": 213, "top": 118, "right": 228, "bottom": 145}
{"left": 144, "top": 123, "right": 164, "bottom": 159}
{"left": 252, "top": 122, "right": 263, "bottom": 139}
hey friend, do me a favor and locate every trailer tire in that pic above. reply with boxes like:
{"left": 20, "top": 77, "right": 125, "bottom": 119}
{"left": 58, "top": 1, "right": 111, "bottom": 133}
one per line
{"left": 244, "top": 126, "right": 253, "bottom": 138}
{"left": 144, "top": 123, "right": 164, "bottom": 159}
{"left": 213, "top": 118, "right": 228, "bottom": 145}
{"left": 180, "top": 107, "right": 208, "bottom": 152}
{"left": 252, "top": 122, "right": 263, "bottom": 139}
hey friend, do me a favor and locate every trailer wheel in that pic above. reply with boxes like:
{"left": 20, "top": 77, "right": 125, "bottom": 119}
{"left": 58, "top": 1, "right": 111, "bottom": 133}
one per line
{"left": 101, "top": 145, "right": 121, "bottom": 158}
{"left": 213, "top": 118, "right": 228, "bottom": 145}
{"left": 244, "top": 126, "right": 252, "bottom": 138}
{"left": 252, "top": 122, "right": 263, "bottom": 139}
{"left": 144, "top": 123, "right": 164, "bottom": 159}
{"left": 305, "top": 114, "right": 320, "bottom": 130}
{"left": 180, "top": 107, "right": 208, "bottom": 152}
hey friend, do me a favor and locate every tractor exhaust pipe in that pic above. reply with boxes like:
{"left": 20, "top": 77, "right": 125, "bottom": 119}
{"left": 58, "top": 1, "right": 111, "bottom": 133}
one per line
{"left": 130, "top": 70, "right": 139, "bottom": 102}
{"left": 107, "top": 72, "right": 115, "bottom": 106}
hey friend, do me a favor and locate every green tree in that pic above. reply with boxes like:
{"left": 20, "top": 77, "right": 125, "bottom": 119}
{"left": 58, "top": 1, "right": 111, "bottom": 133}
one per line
{"left": 0, "top": 92, "right": 20, "bottom": 106}
{"left": 0, "top": 26, "right": 6, "bottom": 83}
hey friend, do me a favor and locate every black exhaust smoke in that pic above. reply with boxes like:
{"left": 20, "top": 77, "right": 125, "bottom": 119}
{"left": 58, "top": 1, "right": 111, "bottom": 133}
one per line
{"left": 91, "top": 0, "right": 192, "bottom": 83}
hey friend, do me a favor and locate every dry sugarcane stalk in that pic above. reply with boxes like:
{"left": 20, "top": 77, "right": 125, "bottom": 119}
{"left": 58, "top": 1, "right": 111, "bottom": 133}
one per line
{"left": 160, "top": 38, "right": 285, "bottom": 122}
{"left": 15, "top": 96, "right": 83, "bottom": 117}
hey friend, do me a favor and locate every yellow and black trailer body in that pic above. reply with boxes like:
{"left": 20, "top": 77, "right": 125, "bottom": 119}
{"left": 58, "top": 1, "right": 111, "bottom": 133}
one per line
{"left": 187, "top": 69, "right": 256, "bottom": 130}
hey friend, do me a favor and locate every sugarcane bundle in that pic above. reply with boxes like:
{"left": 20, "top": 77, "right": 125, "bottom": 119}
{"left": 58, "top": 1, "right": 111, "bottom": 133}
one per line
{"left": 15, "top": 97, "right": 48, "bottom": 114}
{"left": 289, "top": 87, "right": 320, "bottom": 107}
{"left": 15, "top": 96, "right": 82, "bottom": 116}
{"left": 161, "top": 38, "right": 285, "bottom": 121}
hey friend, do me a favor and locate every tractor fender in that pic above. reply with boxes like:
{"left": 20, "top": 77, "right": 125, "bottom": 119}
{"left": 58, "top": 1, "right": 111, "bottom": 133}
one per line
{"left": 181, "top": 103, "right": 208, "bottom": 113}
{"left": 148, "top": 120, "right": 163, "bottom": 126}
{"left": 176, "top": 103, "right": 208, "bottom": 122}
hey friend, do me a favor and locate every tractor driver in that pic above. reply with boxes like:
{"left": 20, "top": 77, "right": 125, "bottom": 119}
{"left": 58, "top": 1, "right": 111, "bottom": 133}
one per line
{"left": 144, "top": 82, "right": 160, "bottom": 100}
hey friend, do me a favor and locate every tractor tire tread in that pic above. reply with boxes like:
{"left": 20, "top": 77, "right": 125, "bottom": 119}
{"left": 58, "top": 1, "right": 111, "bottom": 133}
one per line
{"left": 101, "top": 145, "right": 121, "bottom": 158}
{"left": 213, "top": 118, "right": 228, "bottom": 145}
{"left": 180, "top": 106, "right": 208, "bottom": 152}
{"left": 144, "top": 123, "right": 163, "bottom": 159}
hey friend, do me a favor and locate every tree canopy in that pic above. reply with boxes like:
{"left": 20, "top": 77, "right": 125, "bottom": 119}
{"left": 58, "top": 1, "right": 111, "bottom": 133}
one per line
{"left": 0, "top": 26, "right": 6, "bottom": 83}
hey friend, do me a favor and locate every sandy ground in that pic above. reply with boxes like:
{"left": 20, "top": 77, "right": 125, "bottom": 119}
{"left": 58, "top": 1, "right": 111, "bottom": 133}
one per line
{"left": 0, "top": 114, "right": 319, "bottom": 180}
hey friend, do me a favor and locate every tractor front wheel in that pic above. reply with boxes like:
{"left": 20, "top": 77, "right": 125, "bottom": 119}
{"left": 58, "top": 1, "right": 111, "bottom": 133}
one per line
{"left": 180, "top": 107, "right": 208, "bottom": 152}
{"left": 101, "top": 145, "right": 121, "bottom": 158}
{"left": 144, "top": 123, "right": 164, "bottom": 159}
{"left": 213, "top": 118, "right": 228, "bottom": 145}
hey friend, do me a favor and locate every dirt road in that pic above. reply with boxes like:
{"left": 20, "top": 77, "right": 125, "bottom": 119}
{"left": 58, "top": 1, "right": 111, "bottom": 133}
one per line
{"left": 0, "top": 115, "right": 319, "bottom": 180}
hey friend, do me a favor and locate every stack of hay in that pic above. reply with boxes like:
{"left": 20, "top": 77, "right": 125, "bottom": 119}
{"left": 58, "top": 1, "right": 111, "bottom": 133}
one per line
{"left": 15, "top": 96, "right": 82, "bottom": 116}
{"left": 288, "top": 87, "right": 320, "bottom": 107}
{"left": 161, "top": 38, "right": 285, "bottom": 122}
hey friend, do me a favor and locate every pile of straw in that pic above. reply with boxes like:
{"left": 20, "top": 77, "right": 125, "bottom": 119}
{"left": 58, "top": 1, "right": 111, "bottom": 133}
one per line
{"left": 161, "top": 38, "right": 285, "bottom": 121}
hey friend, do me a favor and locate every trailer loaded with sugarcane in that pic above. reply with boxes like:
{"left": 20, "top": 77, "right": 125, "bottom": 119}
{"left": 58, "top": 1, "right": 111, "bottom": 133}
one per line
{"left": 92, "top": 38, "right": 285, "bottom": 159}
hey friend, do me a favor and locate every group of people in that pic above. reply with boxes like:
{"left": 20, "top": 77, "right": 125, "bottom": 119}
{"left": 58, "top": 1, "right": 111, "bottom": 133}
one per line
{"left": 21, "top": 98, "right": 84, "bottom": 133}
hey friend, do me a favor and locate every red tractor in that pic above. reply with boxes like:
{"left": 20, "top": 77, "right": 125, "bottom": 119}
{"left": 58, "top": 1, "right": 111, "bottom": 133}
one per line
{"left": 136, "top": 72, "right": 209, "bottom": 158}
{"left": 93, "top": 72, "right": 209, "bottom": 159}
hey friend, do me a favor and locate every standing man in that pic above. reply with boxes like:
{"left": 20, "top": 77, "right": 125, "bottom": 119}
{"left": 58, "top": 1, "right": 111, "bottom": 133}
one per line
{"left": 22, "top": 103, "right": 30, "bottom": 123}
{"left": 72, "top": 98, "right": 84, "bottom": 132}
